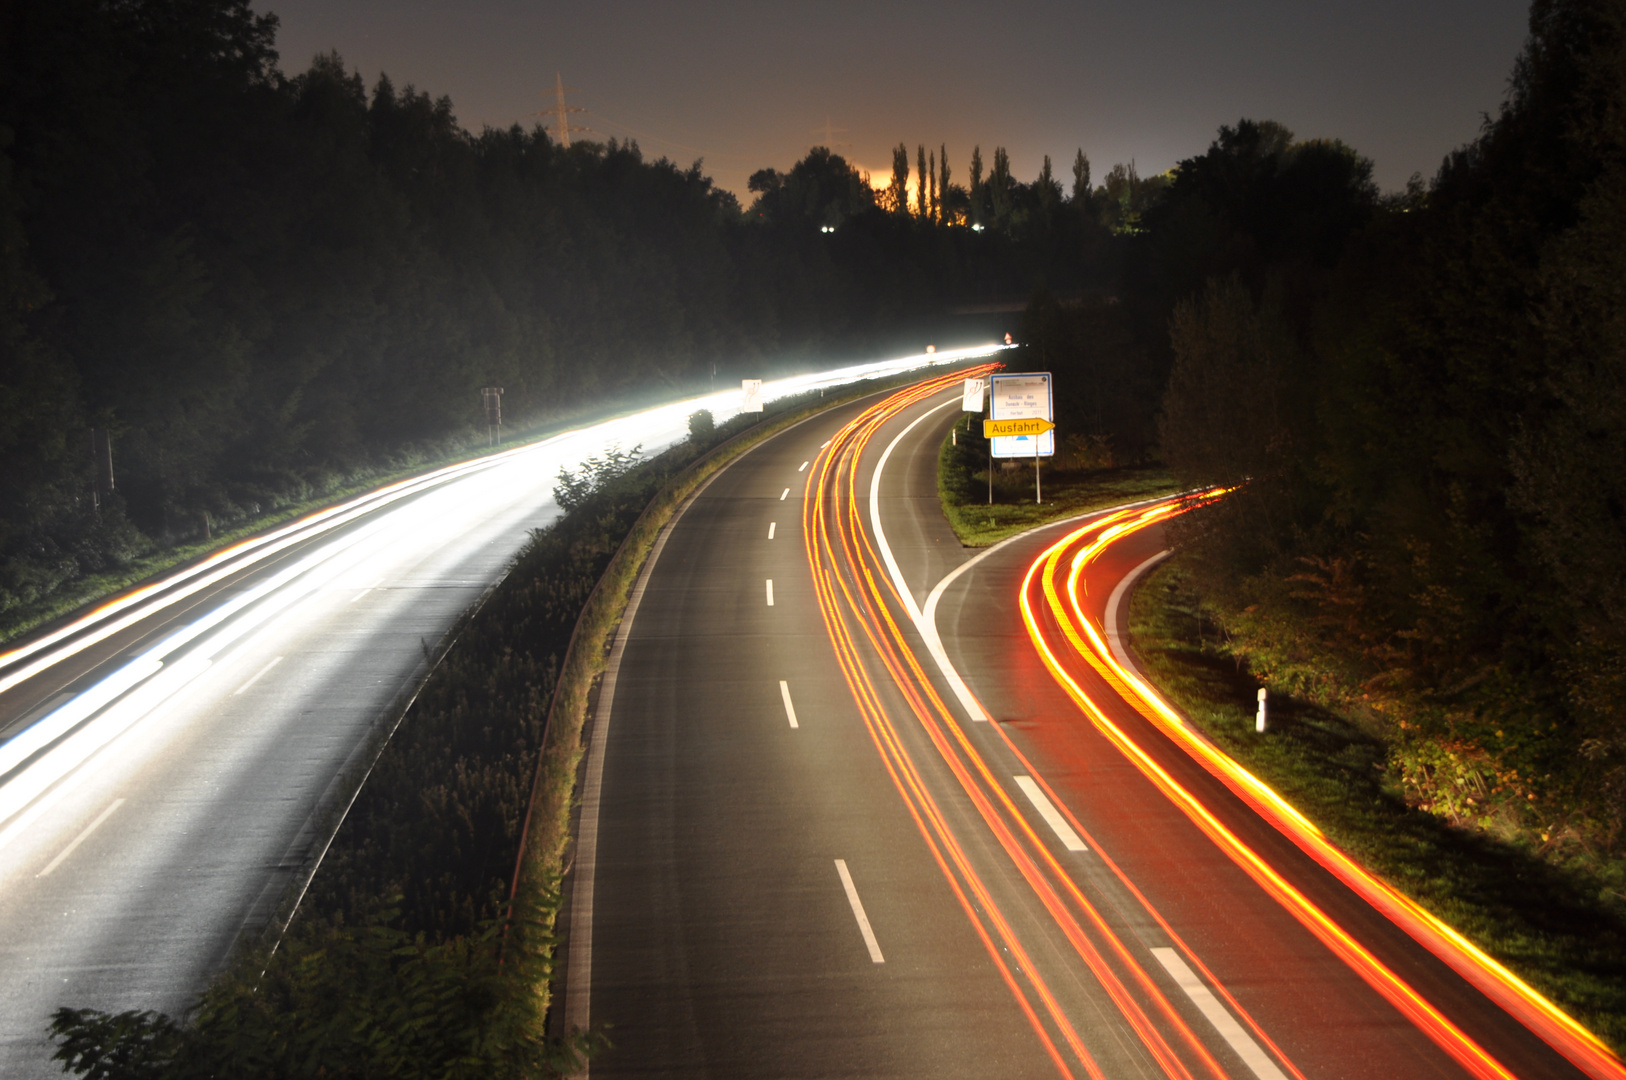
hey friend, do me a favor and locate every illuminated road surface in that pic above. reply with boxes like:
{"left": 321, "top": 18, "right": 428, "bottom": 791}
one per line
{"left": 571, "top": 376, "right": 1619, "bottom": 1078}
{"left": 0, "top": 349, "right": 1001, "bottom": 1076}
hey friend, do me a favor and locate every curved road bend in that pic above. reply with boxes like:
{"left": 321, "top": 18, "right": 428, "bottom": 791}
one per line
{"left": 0, "top": 351, "right": 1003, "bottom": 1078}
{"left": 573, "top": 380, "right": 1599, "bottom": 1079}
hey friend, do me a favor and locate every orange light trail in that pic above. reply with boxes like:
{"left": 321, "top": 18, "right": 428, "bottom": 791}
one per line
{"left": 1025, "top": 496, "right": 1626, "bottom": 1080}
{"left": 802, "top": 375, "right": 1302, "bottom": 1080}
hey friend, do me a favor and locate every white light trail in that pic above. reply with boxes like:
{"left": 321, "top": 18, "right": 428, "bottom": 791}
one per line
{"left": 0, "top": 345, "right": 1010, "bottom": 854}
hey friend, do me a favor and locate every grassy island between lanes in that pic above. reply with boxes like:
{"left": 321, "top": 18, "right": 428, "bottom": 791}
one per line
{"left": 936, "top": 430, "right": 1626, "bottom": 1052}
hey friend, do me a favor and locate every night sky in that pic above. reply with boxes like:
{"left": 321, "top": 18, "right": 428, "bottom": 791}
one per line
{"left": 256, "top": 0, "right": 1532, "bottom": 200}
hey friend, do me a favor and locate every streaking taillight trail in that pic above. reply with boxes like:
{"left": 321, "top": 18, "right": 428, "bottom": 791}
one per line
{"left": 804, "top": 375, "right": 1305, "bottom": 1080}
{"left": 1023, "top": 493, "right": 1626, "bottom": 1080}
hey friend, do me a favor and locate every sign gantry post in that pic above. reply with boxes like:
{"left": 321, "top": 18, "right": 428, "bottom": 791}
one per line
{"left": 960, "top": 376, "right": 988, "bottom": 497}
{"left": 480, "top": 387, "right": 503, "bottom": 447}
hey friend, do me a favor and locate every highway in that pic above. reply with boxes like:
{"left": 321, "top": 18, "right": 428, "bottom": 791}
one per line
{"left": 569, "top": 375, "right": 1620, "bottom": 1079}
{"left": 0, "top": 349, "right": 1001, "bottom": 1077}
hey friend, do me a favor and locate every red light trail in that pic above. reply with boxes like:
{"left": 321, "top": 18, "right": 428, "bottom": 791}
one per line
{"left": 1023, "top": 491, "right": 1626, "bottom": 1080}
{"left": 803, "top": 375, "right": 1303, "bottom": 1079}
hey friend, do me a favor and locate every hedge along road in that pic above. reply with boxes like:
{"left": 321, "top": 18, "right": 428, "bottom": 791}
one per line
{"left": 0, "top": 346, "right": 1004, "bottom": 1078}
{"left": 569, "top": 375, "right": 1608, "bottom": 1079}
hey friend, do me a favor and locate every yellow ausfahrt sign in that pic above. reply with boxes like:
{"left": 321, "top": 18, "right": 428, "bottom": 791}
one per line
{"left": 983, "top": 417, "right": 1056, "bottom": 439}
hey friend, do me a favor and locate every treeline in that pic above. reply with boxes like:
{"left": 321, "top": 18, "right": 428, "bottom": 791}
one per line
{"left": 1146, "top": 0, "right": 1626, "bottom": 856}
{"left": 0, "top": 0, "right": 1126, "bottom": 633}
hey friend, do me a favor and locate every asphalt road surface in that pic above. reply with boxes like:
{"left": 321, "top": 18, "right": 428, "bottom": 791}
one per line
{"left": 568, "top": 382, "right": 1606, "bottom": 1080}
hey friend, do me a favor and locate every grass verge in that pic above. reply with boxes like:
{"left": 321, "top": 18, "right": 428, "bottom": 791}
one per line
{"left": 1129, "top": 558, "right": 1626, "bottom": 1051}
{"left": 936, "top": 416, "right": 1176, "bottom": 547}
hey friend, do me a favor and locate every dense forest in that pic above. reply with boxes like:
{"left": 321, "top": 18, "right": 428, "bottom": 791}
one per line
{"left": 1135, "top": 0, "right": 1626, "bottom": 860}
{"left": 0, "top": 0, "right": 1122, "bottom": 633}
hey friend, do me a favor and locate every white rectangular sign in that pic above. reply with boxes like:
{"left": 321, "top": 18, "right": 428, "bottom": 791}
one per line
{"left": 989, "top": 372, "right": 1053, "bottom": 458}
{"left": 742, "top": 378, "right": 764, "bottom": 413}
{"left": 961, "top": 377, "right": 986, "bottom": 413}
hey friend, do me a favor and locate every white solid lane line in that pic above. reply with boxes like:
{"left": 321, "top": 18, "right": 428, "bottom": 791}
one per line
{"left": 780, "top": 487, "right": 790, "bottom": 501}
{"left": 867, "top": 395, "right": 992, "bottom": 721}
{"left": 766, "top": 580, "right": 774, "bottom": 607}
{"left": 1106, "top": 550, "right": 1171, "bottom": 671}
{"left": 233, "top": 656, "right": 283, "bottom": 696}
{"left": 768, "top": 522, "right": 776, "bottom": 540}
{"left": 868, "top": 397, "right": 958, "bottom": 625}
{"left": 834, "top": 859, "right": 884, "bottom": 963}
{"left": 38, "top": 798, "right": 125, "bottom": 878}
{"left": 1151, "top": 947, "right": 1288, "bottom": 1080}
{"left": 799, "top": 460, "right": 809, "bottom": 472}
{"left": 779, "top": 681, "right": 799, "bottom": 728}
{"left": 1014, "top": 776, "right": 1087, "bottom": 852}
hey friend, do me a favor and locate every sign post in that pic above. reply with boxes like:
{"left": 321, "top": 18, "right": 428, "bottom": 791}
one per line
{"left": 742, "top": 379, "right": 764, "bottom": 413}
{"left": 480, "top": 386, "right": 503, "bottom": 447}
{"left": 989, "top": 373, "right": 1054, "bottom": 503}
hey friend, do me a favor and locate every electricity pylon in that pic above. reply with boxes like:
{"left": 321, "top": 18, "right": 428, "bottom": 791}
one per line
{"left": 811, "top": 116, "right": 848, "bottom": 153}
{"left": 532, "top": 73, "right": 588, "bottom": 148}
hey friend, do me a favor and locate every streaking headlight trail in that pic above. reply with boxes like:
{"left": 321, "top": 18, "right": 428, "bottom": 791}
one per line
{"left": 0, "top": 344, "right": 1008, "bottom": 859}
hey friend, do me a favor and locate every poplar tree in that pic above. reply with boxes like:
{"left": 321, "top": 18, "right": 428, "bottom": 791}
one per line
{"left": 969, "top": 145, "right": 984, "bottom": 226}
{"left": 990, "top": 146, "right": 1012, "bottom": 227}
{"left": 1071, "top": 148, "right": 1091, "bottom": 209}
{"left": 916, "top": 144, "right": 927, "bottom": 216}
{"left": 939, "top": 143, "right": 951, "bottom": 223}
{"left": 890, "top": 143, "right": 909, "bottom": 215}
{"left": 927, "top": 149, "right": 937, "bottom": 222}
{"left": 1036, "top": 154, "right": 1060, "bottom": 220}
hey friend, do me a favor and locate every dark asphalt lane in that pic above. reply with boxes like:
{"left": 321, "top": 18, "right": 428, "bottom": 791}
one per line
{"left": 581, "top": 397, "right": 1062, "bottom": 1078}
